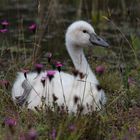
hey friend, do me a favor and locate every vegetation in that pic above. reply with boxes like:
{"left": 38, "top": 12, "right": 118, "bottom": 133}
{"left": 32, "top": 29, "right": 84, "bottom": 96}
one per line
{"left": 0, "top": 0, "right": 140, "bottom": 139}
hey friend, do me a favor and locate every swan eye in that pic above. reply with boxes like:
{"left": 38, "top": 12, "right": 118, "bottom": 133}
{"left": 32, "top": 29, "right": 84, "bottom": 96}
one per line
{"left": 83, "top": 30, "right": 87, "bottom": 33}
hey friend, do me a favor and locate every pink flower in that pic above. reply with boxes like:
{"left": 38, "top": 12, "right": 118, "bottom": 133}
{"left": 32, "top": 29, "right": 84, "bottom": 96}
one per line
{"left": 46, "top": 52, "right": 52, "bottom": 58}
{"left": 46, "top": 52, "right": 52, "bottom": 63}
{"left": 56, "top": 61, "right": 63, "bottom": 67}
{"left": 47, "top": 70, "right": 56, "bottom": 81}
{"left": 0, "top": 28, "right": 8, "bottom": 33}
{"left": 19, "top": 133, "right": 26, "bottom": 140}
{"left": 27, "top": 128, "right": 38, "bottom": 140}
{"left": 35, "top": 63, "right": 43, "bottom": 68}
{"left": 69, "top": 124, "right": 76, "bottom": 132}
{"left": 55, "top": 61, "right": 63, "bottom": 72}
{"left": 0, "top": 80, "right": 9, "bottom": 85}
{"left": 47, "top": 70, "right": 56, "bottom": 76}
{"left": 35, "top": 63, "right": 43, "bottom": 74}
{"left": 0, "top": 80, "right": 9, "bottom": 89}
{"left": 4, "top": 117, "right": 17, "bottom": 127}
{"left": 28, "top": 23, "right": 36, "bottom": 33}
{"left": 50, "top": 128, "right": 57, "bottom": 140}
{"left": 95, "top": 65, "right": 105, "bottom": 75}
{"left": 1, "top": 20, "right": 9, "bottom": 26}
{"left": 129, "top": 126, "right": 137, "bottom": 133}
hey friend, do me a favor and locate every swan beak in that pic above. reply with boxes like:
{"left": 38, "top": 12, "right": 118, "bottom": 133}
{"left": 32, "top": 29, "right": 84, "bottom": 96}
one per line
{"left": 89, "top": 33, "right": 109, "bottom": 47}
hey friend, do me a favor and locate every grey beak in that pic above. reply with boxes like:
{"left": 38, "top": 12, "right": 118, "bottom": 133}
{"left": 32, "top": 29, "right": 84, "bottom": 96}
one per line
{"left": 89, "top": 33, "right": 109, "bottom": 47}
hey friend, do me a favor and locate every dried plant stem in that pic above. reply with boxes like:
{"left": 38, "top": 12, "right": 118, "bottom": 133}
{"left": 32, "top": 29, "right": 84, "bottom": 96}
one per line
{"left": 32, "top": 0, "right": 48, "bottom": 63}
{"left": 104, "top": 17, "right": 139, "bottom": 65}
{"left": 59, "top": 73, "right": 66, "bottom": 106}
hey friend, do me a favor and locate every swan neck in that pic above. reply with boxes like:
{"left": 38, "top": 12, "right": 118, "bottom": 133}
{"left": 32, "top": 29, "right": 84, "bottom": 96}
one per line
{"left": 66, "top": 43, "right": 96, "bottom": 79}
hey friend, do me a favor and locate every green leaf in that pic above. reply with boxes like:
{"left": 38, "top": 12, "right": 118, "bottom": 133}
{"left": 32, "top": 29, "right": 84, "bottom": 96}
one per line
{"left": 131, "top": 34, "right": 140, "bottom": 50}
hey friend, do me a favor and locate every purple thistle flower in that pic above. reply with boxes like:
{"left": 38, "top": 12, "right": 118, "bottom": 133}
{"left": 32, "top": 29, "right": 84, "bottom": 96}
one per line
{"left": 27, "top": 128, "right": 38, "bottom": 140}
{"left": 1, "top": 20, "right": 9, "bottom": 26}
{"left": 29, "top": 23, "right": 36, "bottom": 33}
{"left": 55, "top": 61, "right": 63, "bottom": 72}
{"left": 19, "top": 133, "right": 26, "bottom": 140}
{"left": 4, "top": 117, "right": 17, "bottom": 127}
{"left": 56, "top": 61, "right": 63, "bottom": 67}
{"left": 35, "top": 63, "right": 43, "bottom": 68}
{"left": 35, "top": 63, "right": 43, "bottom": 74}
{"left": 51, "top": 128, "right": 57, "bottom": 140}
{"left": 46, "top": 52, "right": 52, "bottom": 63}
{"left": 0, "top": 28, "right": 8, "bottom": 33}
{"left": 0, "top": 80, "right": 10, "bottom": 89}
{"left": 47, "top": 70, "right": 56, "bottom": 81}
{"left": 129, "top": 126, "right": 137, "bottom": 133}
{"left": 95, "top": 65, "right": 105, "bottom": 75}
{"left": 1, "top": 20, "right": 9, "bottom": 31}
{"left": 69, "top": 124, "right": 76, "bottom": 132}
{"left": 123, "top": 135, "right": 129, "bottom": 140}
{"left": 47, "top": 70, "right": 56, "bottom": 76}
{"left": 111, "top": 134, "right": 117, "bottom": 140}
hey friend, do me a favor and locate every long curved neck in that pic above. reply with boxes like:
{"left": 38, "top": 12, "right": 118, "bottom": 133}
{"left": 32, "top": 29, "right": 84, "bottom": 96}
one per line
{"left": 66, "top": 43, "right": 98, "bottom": 84}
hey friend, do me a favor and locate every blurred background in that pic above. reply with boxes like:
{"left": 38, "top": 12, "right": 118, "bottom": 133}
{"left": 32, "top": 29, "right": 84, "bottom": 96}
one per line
{"left": 0, "top": 0, "right": 140, "bottom": 75}
{"left": 0, "top": 1, "right": 140, "bottom": 139}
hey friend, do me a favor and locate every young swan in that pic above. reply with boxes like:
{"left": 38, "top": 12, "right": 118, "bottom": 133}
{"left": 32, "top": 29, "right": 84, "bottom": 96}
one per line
{"left": 12, "top": 20, "right": 109, "bottom": 113}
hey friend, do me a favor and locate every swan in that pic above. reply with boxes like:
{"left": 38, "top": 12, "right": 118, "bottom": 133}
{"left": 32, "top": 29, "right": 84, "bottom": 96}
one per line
{"left": 12, "top": 20, "right": 109, "bottom": 113}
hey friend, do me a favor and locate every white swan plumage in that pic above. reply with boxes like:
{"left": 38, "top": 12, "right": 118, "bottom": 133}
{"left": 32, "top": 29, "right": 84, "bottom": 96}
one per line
{"left": 12, "top": 20, "right": 109, "bottom": 113}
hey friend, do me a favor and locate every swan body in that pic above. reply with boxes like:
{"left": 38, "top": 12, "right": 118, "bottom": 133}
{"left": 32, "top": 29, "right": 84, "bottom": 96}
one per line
{"left": 12, "top": 21, "right": 109, "bottom": 113}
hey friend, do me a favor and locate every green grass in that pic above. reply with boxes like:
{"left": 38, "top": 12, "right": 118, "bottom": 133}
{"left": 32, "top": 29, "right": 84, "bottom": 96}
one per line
{"left": 0, "top": 0, "right": 140, "bottom": 139}
{"left": 0, "top": 45, "right": 140, "bottom": 140}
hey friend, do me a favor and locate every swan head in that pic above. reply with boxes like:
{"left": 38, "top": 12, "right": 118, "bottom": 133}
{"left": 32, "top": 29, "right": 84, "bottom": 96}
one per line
{"left": 66, "top": 20, "right": 109, "bottom": 48}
